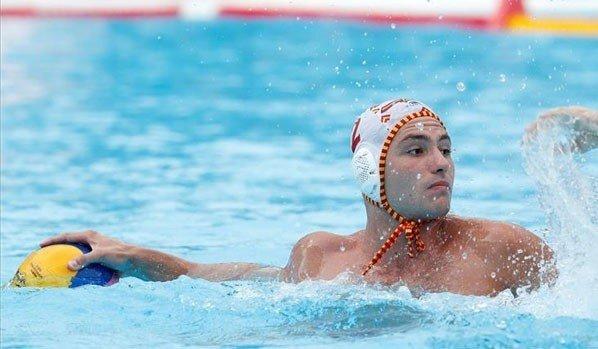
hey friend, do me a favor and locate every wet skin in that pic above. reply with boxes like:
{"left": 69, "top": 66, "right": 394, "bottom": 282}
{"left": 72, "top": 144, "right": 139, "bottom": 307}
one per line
{"left": 280, "top": 216, "right": 556, "bottom": 296}
{"left": 281, "top": 117, "right": 557, "bottom": 296}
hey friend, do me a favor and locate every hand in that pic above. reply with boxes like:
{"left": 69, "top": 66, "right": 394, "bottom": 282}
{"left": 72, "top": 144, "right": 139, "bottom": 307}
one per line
{"left": 524, "top": 106, "right": 598, "bottom": 153}
{"left": 40, "top": 230, "right": 133, "bottom": 273}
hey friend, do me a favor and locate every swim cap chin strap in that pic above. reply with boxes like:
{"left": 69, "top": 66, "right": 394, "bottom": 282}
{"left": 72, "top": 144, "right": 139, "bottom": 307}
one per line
{"left": 361, "top": 107, "right": 445, "bottom": 276}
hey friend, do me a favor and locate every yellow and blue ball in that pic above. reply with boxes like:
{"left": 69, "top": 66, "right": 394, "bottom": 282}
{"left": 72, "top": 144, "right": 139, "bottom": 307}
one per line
{"left": 10, "top": 243, "right": 119, "bottom": 288}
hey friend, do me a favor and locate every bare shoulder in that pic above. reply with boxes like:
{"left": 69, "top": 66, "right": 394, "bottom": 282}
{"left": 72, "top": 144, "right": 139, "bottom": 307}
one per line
{"left": 473, "top": 219, "right": 548, "bottom": 253}
{"left": 476, "top": 218, "right": 555, "bottom": 269}
{"left": 451, "top": 216, "right": 557, "bottom": 289}
{"left": 294, "top": 231, "right": 349, "bottom": 248}
{"left": 449, "top": 216, "right": 541, "bottom": 245}
{"left": 281, "top": 231, "right": 356, "bottom": 283}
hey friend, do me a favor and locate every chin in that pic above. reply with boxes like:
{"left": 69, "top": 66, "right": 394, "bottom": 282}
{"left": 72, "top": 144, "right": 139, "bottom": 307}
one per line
{"left": 421, "top": 201, "right": 450, "bottom": 220}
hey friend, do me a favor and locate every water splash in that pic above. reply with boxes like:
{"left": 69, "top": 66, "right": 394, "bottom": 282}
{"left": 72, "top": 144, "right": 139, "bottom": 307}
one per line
{"left": 521, "top": 111, "right": 597, "bottom": 318}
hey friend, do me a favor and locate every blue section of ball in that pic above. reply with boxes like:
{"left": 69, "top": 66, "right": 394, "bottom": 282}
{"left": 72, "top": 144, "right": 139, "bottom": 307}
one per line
{"left": 68, "top": 243, "right": 118, "bottom": 288}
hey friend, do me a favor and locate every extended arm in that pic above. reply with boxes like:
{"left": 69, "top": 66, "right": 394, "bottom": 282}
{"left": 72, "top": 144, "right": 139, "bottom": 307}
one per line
{"left": 524, "top": 106, "right": 598, "bottom": 153}
{"left": 40, "top": 231, "right": 282, "bottom": 282}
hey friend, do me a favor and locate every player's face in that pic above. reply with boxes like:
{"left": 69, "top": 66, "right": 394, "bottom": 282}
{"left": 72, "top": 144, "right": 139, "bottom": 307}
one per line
{"left": 383, "top": 117, "right": 454, "bottom": 220}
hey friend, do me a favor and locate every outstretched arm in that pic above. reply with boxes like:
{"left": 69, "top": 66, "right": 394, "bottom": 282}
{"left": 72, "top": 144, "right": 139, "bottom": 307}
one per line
{"left": 524, "top": 106, "right": 598, "bottom": 153}
{"left": 40, "top": 231, "right": 283, "bottom": 282}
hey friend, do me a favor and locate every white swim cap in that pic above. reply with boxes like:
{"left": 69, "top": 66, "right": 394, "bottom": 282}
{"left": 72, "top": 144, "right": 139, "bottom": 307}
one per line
{"left": 350, "top": 98, "right": 445, "bottom": 219}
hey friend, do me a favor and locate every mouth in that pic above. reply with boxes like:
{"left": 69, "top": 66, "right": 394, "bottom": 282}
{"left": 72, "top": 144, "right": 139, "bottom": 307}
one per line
{"left": 427, "top": 180, "right": 451, "bottom": 191}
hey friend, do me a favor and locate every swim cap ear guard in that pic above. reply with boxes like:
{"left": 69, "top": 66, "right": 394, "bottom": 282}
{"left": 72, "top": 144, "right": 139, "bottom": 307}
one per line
{"left": 351, "top": 142, "right": 381, "bottom": 202}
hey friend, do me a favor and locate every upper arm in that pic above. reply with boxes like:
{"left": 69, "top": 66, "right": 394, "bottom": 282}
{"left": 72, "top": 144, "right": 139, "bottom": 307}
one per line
{"left": 487, "top": 222, "right": 557, "bottom": 290}
{"left": 186, "top": 231, "right": 334, "bottom": 283}
{"left": 281, "top": 232, "right": 331, "bottom": 283}
{"left": 187, "top": 262, "right": 284, "bottom": 282}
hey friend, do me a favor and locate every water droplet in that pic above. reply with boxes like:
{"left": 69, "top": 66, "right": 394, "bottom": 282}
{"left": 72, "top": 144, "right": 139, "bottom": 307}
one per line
{"left": 517, "top": 249, "right": 523, "bottom": 254}
{"left": 499, "top": 74, "right": 506, "bottom": 83}
{"left": 416, "top": 173, "right": 422, "bottom": 180}
{"left": 456, "top": 82, "right": 466, "bottom": 92}
{"left": 340, "top": 245, "right": 346, "bottom": 252}
{"left": 415, "top": 122, "right": 424, "bottom": 131}
{"left": 490, "top": 272, "right": 496, "bottom": 279}
{"left": 462, "top": 252, "right": 468, "bottom": 259}
{"left": 520, "top": 82, "right": 527, "bottom": 90}
{"left": 390, "top": 23, "right": 396, "bottom": 29}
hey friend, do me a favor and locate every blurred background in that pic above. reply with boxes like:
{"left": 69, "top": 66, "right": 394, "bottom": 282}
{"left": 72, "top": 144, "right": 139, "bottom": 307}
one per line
{"left": 1, "top": 0, "right": 597, "bottom": 348}
{"left": 1, "top": 0, "right": 598, "bottom": 35}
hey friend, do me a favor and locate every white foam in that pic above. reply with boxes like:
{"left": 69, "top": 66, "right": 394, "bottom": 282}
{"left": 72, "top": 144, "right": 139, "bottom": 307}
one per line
{"left": 521, "top": 110, "right": 598, "bottom": 318}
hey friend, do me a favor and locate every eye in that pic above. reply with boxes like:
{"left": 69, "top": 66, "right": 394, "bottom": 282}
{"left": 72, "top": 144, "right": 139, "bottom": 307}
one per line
{"left": 407, "top": 148, "right": 424, "bottom": 156}
{"left": 442, "top": 148, "right": 452, "bottom": 156}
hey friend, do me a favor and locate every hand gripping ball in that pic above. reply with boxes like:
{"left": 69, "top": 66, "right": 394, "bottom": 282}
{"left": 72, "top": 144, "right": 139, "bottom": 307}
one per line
{"left": 10, "top": 243, "right": 119, "bottom": 288}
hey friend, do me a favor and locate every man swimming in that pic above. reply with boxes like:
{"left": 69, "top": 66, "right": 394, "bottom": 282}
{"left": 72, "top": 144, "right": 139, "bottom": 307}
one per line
{"left": 40, "top": 99, "right": 596, "bottom": 296}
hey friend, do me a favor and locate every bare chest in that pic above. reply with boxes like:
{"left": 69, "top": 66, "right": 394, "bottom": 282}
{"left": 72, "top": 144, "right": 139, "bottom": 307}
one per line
{"left": 371, "top": 250, "right": 504, "bottom": 295}
{"left": 317, "top": 244, "right": 503, "bottom": 296}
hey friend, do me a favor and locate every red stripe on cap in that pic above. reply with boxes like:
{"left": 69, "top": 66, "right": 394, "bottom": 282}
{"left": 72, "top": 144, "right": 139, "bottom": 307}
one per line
{"left": 350, "top": 118, "right": 362, "bottom": 153}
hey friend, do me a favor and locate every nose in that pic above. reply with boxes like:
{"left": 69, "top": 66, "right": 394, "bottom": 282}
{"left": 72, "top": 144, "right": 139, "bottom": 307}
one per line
{"left": 430, "top": 147, "right": 451, "bottom": 174}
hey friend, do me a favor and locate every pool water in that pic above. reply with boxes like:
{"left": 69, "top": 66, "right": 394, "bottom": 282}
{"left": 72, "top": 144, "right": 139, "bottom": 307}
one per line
{"left": 1, "top": 19, "right": 597, "bottom": 348}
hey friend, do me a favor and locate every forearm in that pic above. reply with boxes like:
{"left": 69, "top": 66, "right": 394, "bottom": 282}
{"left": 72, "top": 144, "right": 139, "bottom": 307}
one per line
{"left": 124, "top": 246, "right": 195, "bottom": 281}
{"left": 524, "top": 106, "right": 598, "bottom": 153}
{"left": 125, "top": 246, "right": 283, "bottom": 282}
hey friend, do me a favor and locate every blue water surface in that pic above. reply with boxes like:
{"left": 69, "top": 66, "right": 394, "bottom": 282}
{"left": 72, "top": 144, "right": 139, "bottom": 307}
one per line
{"left": 1, "top": 19, "right": 597, "bottom": 348}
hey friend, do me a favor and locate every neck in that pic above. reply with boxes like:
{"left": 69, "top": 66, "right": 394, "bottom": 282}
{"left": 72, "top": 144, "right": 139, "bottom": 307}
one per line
{"left": 361, "top": 198, "right": 444, "bottom": 266}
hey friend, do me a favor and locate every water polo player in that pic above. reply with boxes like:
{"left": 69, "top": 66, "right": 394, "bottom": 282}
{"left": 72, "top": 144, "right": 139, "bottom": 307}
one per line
{"left": 39, "top": 99, "right": 596, "bottom": 296}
